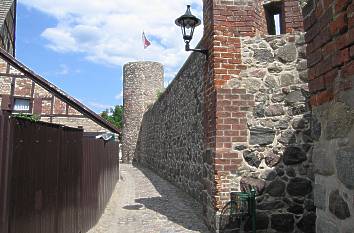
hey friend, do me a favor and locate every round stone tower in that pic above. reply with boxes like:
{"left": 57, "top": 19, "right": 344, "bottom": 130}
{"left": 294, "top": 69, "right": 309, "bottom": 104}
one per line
{"left": 122, "top": 61, "right": 164, "bottom": 163}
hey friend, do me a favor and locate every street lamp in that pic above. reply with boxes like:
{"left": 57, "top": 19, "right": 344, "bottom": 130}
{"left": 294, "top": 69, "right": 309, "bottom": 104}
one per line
{"left": 175, "top": 5, "right": 208, "bottom": 55}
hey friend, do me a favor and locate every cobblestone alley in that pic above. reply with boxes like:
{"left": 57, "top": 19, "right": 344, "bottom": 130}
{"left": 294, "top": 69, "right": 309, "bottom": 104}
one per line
{"left": 87, "top": 164, "right": 211, "bottom": 233}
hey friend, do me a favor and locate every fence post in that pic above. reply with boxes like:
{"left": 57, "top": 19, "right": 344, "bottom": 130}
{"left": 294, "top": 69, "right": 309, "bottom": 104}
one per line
{"left": 0, "top": 111, "right": 14, "bottom": 233}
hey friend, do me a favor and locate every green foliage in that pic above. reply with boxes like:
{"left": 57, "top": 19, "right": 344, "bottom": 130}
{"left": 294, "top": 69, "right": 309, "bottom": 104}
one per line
{"left": 100, "top": 105, "right": 123, "bottom": 129}
{"left": 156, "top": 90, "right": 164, "bottom": 99}
{"left": 14, "top": 113, "right": 40, "bottom": 122}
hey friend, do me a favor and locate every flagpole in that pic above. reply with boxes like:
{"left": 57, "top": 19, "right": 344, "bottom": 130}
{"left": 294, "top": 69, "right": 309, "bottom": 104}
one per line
{"left": 142, "top": 31, "right": 145, "bottom": 62}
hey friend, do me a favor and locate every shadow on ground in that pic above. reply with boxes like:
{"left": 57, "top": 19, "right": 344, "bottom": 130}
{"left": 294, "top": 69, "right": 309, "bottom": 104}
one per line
{"left": 128, "top": 164, "right": 210, "bottom": 232}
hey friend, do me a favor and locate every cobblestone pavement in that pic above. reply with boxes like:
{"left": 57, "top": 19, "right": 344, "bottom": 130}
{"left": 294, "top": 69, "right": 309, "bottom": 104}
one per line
{"left": 87, "top": 164, "right": 211, "bottom": 233}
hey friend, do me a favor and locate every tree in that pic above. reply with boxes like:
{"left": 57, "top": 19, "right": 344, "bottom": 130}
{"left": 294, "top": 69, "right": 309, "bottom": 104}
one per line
{"left": 100, "top": 105, "right": 123, "bottom": 129}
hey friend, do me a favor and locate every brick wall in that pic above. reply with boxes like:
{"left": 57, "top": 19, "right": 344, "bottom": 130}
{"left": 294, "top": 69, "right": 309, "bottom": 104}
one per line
{"left": 0, "top": 57, "right": 110, "bottom": 133}
{"left": 305, "top": 0, "right": 353, "bottom": 106}
{"left": 304, "top": 0, "right": 354, "bottom": 232}
{"left": 283, "top": 0, "right": 304, "bottom": 33}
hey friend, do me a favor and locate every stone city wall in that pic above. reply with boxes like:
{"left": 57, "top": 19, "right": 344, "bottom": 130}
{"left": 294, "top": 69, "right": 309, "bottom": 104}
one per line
{"left": 135, "top": 52, "right": 206, "bottom": 201}
{"left": 304, "top": 0, "right": 354, "bottom": 232}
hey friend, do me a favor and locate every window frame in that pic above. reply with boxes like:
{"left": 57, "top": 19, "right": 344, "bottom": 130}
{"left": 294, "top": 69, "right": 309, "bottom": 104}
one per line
{"left": 12, "top": 96, "right": 33, "bottom": 114}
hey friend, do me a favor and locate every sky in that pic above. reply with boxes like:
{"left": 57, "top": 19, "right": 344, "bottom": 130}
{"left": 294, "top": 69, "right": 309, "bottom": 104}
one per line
{"left": 16, "top": 0, "right": 203, "bottom": 113}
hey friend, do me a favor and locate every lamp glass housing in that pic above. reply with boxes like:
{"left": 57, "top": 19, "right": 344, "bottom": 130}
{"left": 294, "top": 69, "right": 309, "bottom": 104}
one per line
{"left": 175, "top": 5, "right": 201, "bottom": 43}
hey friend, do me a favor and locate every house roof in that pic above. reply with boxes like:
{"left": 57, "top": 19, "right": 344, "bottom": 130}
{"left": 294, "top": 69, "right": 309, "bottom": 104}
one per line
{"left": 0, "top": 0, "right": 14, "bottom": 29}
{"left": 0, "top": 47, "right": 121, "bottom": 134}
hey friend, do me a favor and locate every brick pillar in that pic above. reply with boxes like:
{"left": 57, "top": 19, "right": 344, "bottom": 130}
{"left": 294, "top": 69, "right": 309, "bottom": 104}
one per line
{"left": 202, "top": 0, "right": 267, "bottom": 230}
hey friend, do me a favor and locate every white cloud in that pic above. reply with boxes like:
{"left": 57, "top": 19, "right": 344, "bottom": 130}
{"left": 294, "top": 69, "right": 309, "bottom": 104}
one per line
{"left": 42, "top": 28, "right": 78, "bottom": 53}
{"left": 19, "top": 0, "right": 204, "bottom": 80}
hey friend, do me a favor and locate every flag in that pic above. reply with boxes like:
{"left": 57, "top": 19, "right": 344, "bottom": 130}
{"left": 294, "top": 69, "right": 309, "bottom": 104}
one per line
{"left": 142, "top": 32, "right": 151, "bottom": 49}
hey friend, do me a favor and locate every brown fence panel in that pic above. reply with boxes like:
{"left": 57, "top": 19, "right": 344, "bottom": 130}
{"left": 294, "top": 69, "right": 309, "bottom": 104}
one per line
{"left": 9, "top": 119, "right": 63, "bottom": 233}
{"left": 97, "top": 139, "right": 119, "bottom": 218}
{"left": 0, "top": 111, "right": 12, "bottom": 233}
{"left": 57, "top": 127, "right": 83, "bottom": 233}
{"left": 80, "top": 137, "right": 100, "bottom": 232}
{"left": 80, "top": 137, "right": 119, "bottom": 232}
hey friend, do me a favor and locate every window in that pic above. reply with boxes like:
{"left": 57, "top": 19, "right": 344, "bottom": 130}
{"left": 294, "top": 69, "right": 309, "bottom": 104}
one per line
{"left": 264, "top": 2, "right": 284, "bottom": 35}
{"left": 13, "top": 98, "right": 31, "bottom": 112}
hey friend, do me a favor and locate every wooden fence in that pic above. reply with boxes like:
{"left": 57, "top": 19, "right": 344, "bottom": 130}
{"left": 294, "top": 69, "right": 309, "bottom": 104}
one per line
{"left": 0, "top": 111, "right": 119, "bottom": 233}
